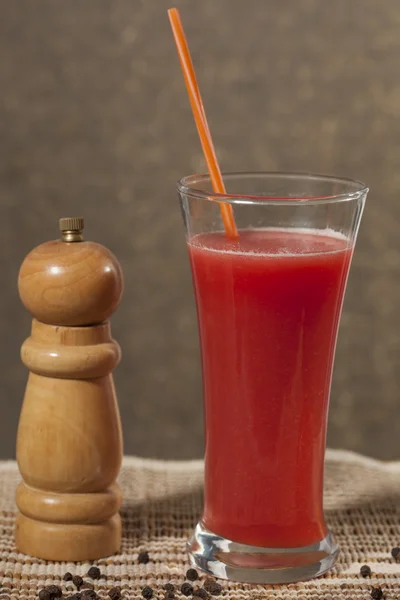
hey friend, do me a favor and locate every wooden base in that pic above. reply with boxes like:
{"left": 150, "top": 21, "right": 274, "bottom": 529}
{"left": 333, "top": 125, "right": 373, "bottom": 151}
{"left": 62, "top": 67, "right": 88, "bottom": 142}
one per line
{"left": 15, "top": 512, "right": 121, "bottom": 561}
{"left": 15, "top": 481, "right": 122, "bottom": 561}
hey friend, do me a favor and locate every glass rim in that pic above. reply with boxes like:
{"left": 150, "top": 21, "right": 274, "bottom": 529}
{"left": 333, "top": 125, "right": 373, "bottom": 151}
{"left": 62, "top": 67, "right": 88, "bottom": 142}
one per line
{"left": 177, "top": 171, "right": 369, "bottom": 206}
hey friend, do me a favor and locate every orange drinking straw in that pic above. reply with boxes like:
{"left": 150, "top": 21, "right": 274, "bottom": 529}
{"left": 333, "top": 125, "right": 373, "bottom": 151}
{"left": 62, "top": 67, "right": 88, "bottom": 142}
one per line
{"left": 168, "top": 8, "right": 238, "bottom": 239}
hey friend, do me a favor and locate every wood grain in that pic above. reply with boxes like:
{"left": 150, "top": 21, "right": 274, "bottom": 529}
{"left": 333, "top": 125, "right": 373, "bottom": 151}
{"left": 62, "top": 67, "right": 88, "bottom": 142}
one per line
{"left": 16, "top": 237, "right": 124, "bottom": 560}
{"left": 18, "top": 240, "right": 123, "bottom": 326}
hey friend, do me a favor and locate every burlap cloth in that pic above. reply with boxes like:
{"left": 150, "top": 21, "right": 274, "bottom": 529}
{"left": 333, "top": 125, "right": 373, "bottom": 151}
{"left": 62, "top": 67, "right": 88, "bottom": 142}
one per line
{"left": 0, "top": 450, "right": 400, "bottom": 599}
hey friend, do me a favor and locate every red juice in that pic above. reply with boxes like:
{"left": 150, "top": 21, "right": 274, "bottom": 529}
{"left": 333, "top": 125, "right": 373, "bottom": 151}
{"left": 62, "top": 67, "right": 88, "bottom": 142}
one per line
{"left": 188, "top": 228, "right": 353, "bottom": 549}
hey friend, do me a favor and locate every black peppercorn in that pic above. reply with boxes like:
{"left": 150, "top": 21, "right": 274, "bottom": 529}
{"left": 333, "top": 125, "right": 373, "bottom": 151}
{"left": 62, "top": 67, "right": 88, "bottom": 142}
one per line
{"left": 69, "top": 595, "right": 82, "bottom": 600}
{"left": 203, "top": 579, "right": 214, "bottom": 591}
{"left": 45, "top": 586, "right": 63, "bottom": 599}
{"left": 164, "top": 593, "right": 175, "bottom": 600}
{"left": 164, "top": 584, "right": 175, "bottom": 593}
{"left": 38, "top": 591, "right": 50, "bottom": 600}
{"left": 370, "top": 587, "right": 384, "bottom": 600}
{"left": 108, "top": 588, "right": 121, "bottom": 600}
{"left": 64, "top": 573, "right": 73, "bottom": 582}
{"left": 360, "top": 565, "right": 372, "bottom": 578}
{"left": 203, "top": 579, "right": 222, "bottom": 596}
{"left": 181, "top": 583, "right": 193, "bottom": 597}
{"left": 141, "top": 587, "right": 153, "bottom": 600}
{"left": 391, "top": 547, "right": 400, "bottom": 560}
{"left": 185, "top": 569, "right": 198, "bottom": 582}
{"left": 192, "top": 589, "right": 209, "bottom": 599}
{"left": 87, "top": 567, "right": 101, "bottom": 580}
{"left": 138, "top": 551, "right": 150, "bottom": 565}
{"left": 72, "top": 576, "right": 84, "bottom": 590}
{"left": 82, "top": 591, "right": 98, "bottom": 600}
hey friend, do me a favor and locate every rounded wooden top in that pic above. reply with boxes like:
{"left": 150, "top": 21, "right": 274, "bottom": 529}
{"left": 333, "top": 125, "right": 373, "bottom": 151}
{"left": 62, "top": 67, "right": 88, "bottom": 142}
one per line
{"left": 18, "top": 240, "right": 124, "bottom": 326}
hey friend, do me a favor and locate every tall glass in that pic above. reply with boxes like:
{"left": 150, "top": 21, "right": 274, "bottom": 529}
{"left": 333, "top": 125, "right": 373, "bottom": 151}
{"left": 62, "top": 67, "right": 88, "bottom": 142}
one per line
{"left": 178, "top": 173, "right": 367, "bottom": 584}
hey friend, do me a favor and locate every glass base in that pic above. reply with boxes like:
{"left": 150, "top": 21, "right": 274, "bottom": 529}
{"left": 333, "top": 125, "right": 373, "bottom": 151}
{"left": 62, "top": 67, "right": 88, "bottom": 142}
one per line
{"left": 187, "top": 522, "right": 338, "bottom": 584}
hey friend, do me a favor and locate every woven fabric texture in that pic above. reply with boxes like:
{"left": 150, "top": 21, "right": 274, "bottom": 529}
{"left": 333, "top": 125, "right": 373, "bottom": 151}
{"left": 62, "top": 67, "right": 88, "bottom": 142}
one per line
{"left": 0, "top": 450, "right": 399, "bottom": 599}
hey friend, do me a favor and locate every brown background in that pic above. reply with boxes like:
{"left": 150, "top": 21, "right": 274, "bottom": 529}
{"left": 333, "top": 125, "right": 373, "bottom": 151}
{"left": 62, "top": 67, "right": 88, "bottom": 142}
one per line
{"left": 0, "top": 0, "right": 399, "bottom": 460}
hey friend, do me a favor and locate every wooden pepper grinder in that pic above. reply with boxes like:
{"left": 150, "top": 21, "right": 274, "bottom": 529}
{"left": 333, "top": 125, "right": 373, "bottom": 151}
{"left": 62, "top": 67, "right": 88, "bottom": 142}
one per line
{"left": 15, "top": 217, "right": 124, "bottom": 561}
